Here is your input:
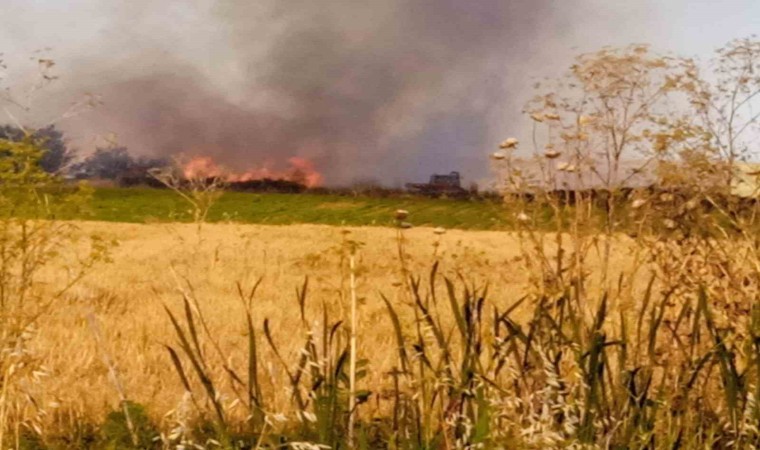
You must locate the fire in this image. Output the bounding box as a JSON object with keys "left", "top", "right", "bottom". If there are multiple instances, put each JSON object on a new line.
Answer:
{"left": 182, "top": 156, "right": 224, "bottom": 179}
{"left": 182, "top": 156, "right": 323, "bottom": 188}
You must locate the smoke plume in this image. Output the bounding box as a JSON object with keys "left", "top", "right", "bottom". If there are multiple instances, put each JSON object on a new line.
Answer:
{"left": 1, "top": 0, "right": 661, "bottom": 186}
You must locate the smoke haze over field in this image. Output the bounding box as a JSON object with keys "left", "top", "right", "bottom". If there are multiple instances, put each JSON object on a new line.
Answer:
{"left": 1, "top": 0, "right": 759, "bottom": 185}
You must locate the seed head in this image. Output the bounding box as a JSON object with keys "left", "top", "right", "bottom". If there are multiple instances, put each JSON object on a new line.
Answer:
{"left": 557, "top": 162, "right": 577, "bottom": 172}
{"left": 544, "top": 113, "right": 561, "bottom": 121}
{"left": 433, "top": 227, "right": 446, "bottom": 235}
{"left": 530, "top": 113, "right": 544, "bottom": 122}
{"left": 516, "top": 212, "right": 530, "bottom": 223}
{"left": 399, "top": 222, "right": 413, "bottom": 229}
{"left": 631, "top": 199, "right": 646, "bottom": 209}
{"left": 544, "top": 150, "right": 561, "bottom": 159}
{"left": 395, "top": 209, "right": 409, "bottom": 220}
{"left": 490, "top": 152, "right": 507, "bottom": 160}
{"left": 499, "top": 137, "right": 519, "bottom": 149}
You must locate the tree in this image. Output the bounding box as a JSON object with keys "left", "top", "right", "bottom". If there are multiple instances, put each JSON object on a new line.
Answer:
{"left": 73, "top": 146, "right": 169, "bottom": 181}
{"left": 74, "top": 146, "right": 133, "bottom": 179}
{"left": 34, "top": 125, "right": 73, "bottom": 173}
{"left": 0, "top": 124, "right": 75, "bottom": 173}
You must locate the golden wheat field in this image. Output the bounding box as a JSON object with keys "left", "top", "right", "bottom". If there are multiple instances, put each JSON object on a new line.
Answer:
{"left": 29, "top": 221, "right": 642, "bottom": 428}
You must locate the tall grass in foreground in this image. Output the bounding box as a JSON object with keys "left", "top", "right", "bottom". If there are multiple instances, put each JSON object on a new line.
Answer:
{"left": 154, "top": 251, "right": 760, "bottom": 449}
{"left": 142, "top": 164, "right": 760, "bottom": 448}
{"left": 0, "top": 135, "right": 111, "bottom": 449}
{"left": 4, "top": 156, "right": 760, "bottom": 448}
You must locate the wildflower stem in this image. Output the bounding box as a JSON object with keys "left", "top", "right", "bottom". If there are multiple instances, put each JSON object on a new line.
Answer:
{"left": 348, "top": 249, "right": 358, "bottom": 448}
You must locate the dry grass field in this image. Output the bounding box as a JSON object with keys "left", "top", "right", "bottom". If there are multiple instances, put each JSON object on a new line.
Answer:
{"left": 31, "top": 221, "right": 640, "bottom": 429}
{"left": 4, "top": 203, "right": 760, "bottom": 448}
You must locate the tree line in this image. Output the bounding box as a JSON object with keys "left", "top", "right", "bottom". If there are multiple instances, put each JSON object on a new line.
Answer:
{"left": 0, "top": 124, "right": 168, "bottom": 181}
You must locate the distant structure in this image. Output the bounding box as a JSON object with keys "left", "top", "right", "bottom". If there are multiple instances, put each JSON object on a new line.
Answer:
{"left": 405, "top": 171, "right": 468, "bottom": 197}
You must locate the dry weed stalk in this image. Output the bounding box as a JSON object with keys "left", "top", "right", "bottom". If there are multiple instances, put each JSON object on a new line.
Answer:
{"left": 346, "top": 235, "right": 359, "bottom": 448}
{"left": 149, "top": 161, "right": 224, "bottom": 232}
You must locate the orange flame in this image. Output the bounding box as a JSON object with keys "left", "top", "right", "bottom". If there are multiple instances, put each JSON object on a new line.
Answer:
{"left": 182, "top": 156, "right": 323, "bottom": 188}
{"left": 183, "top": 156, "right": 224, "bottom": 179}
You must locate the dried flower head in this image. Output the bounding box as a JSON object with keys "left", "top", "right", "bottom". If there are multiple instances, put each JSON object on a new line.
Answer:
{"left": 530, "top": 113, "right": 544, "bottom": 122}
{"left": 394, "top": 209, "right": 409, "bottom": 221}
{"left": 556, "top": 162, "right": 577, "bottom": 172}
{"left": 399, "top": 221, "right": 413, "bottom": 229}
{"left": 433, "top": 227, "right": 446, "bottom": 235}
{"left": 544, "top": 150, "right": 561, "bottom": 159}
{"left": 544, "top": 113, "right": 561, "bottom": 121}
{"left": 516, "top": 212, "right": 530, "bottom": 223}
{"left": 490, "top": 152, "right": 507, "bottom": 160}
{"left": 499, "top": 137, "right": 519, "bottom": 149}
{"left": 631, "top": 199, "right": 647, "bottom": 209}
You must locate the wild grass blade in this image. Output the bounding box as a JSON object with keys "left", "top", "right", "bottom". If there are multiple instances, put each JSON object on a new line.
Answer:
{"left": 381, "top": 294, "right": 409, "bottom": 373}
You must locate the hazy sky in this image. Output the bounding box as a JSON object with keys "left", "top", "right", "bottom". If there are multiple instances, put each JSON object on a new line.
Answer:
{"left": 1, "top": 0, "right": 759, "bottom": 185}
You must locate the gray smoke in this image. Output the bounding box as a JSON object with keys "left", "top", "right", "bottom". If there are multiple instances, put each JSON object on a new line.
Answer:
{"left": 2, "top": 0, "right": 661, "bottom": 186}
